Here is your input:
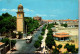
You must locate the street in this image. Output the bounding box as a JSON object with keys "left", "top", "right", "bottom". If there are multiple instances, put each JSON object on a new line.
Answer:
{"left": 17, "top": 26, "right": 43, "bottom": 53}
{"left": 7, "top": 25, "right": 44, "bottom": 53}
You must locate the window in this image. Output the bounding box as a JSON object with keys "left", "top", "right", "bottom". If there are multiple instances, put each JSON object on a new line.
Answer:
{"left": 20, "top": 9, "right": 22, "bottom": 11}
{"left": 19, "top": 9, "right": 20, "bottom": 11}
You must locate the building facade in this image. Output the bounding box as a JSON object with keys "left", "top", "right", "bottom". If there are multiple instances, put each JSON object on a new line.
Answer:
{"left": 53, "top": 32, "right": 70, "bottom": 41}
{"left": 33, "top": 16, "right": 42, "bottom": 21}
{"left": 58, "top": 19, "right": 79, "bottom": 27}
{"left": 33, "top": 16, "right": 43, "bottom": 25}
{"left": 16, "top": 4, "right": 24, "bottom": 33}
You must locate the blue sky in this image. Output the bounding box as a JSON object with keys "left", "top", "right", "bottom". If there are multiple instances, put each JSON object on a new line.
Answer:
{"left": 0, "top": 0, "right": 78, "bottom": 20}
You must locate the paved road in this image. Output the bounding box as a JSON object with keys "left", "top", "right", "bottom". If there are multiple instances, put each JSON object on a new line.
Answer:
{"left": 12, "top": 25, "right": 44, "bottom": 53}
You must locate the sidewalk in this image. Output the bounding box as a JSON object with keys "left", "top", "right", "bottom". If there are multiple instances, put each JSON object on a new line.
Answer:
{"left": 41, "top": 29, "right": 48, "bottom": 53}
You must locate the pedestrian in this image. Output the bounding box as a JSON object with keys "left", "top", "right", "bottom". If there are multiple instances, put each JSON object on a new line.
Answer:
{"left": 41, "top": 49, "right": 43, "bottom": 52}
{"left": 44, "top": 52, "right": 45, "bottom": 54}
{"left": 43, "top": 46, "right": 44, "bottom": 48}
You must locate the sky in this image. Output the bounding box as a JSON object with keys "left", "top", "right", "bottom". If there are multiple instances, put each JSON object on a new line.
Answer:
{"left": 0, "top": 0, "right": 78, "bottom": 20}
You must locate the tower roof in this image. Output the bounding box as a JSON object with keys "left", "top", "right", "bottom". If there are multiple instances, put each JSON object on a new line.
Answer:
{"left": 18, "top": 4, "right": 23, "bottom": 8}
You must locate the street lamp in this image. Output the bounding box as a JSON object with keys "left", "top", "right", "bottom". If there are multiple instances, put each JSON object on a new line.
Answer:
{"left": 10, "top": 39, "right": 11, "bottom": 53}
{"left": 16, "top": 32, "right": 18, "bottom": 34}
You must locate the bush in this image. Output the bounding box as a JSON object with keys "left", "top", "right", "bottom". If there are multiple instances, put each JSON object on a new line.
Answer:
{"left": 53, "top": 48, "right": 59, "bottom": 54}
{"left": 57, "top": 44, "right": 62, "bottom": 49}
{"left": 34, "top": 40, "right": 40, "bottom": 48}
{"left": 64, "top": 43, "right": 69, "bottom": 49}
{"left": 38, "top": 36, "right": 43, "bottom": 41}
{"left": 64, "top": 51, "right": 68, "bottom": 53}
{"left": 75, "top": 48, "right": 78, "bottom": 53}
{"left": 41, "top": 32, "right": 45, "bottom": 35}
{"left": 67, "top": 45, "right": 75, "bottom": 52}
{"left": 64, "top": 44, "right": 76, "bottom": 53}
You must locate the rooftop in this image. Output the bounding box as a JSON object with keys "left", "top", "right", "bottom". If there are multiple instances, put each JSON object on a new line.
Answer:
{"left": 62, "top": 19, "right": 78, "bottom": 22}
{"left": 53, "top": 35, "right": 70, "bottom": 38}
{"left": 0, "top": 42, "right": 4, "bottom": 46}
{"left": 56, "top": 32, "right": 69, "bottom": 35}
{"left": 53, "top": 32, "right": 70, "bottom": 38}
{"left": 48, "top": 20, "right": 53, "bottom": 22}
{"left": 18, "top": 4, "right": 23, "bottom": 8}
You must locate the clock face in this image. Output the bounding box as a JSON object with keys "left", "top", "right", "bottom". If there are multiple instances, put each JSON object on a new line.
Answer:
{"left": 19, "top": 14, "right": 21, "bottom": 17}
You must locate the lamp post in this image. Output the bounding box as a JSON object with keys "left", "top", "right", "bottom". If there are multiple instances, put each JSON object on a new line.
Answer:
{"left": 16, "top": 32, "right": 18, "bottom": 38}
{"left": 10, "top": 39, "right": 11, "bottom": 53}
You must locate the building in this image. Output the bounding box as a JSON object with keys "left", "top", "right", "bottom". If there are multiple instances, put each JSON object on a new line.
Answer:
{"left": 67, "top": 20, "right": 78, "bottom": 27}
{"left": 33, "top": 16, "right": 42, "bottom": 21}
{"left": 33, "top": 16, "right": 43, "bottom": 25}
{"left": 47, "top": 20, "right": 53, "bottom": 24}
{"left": 42, "top": 20, "right": 48, "bottom": 24}
{"left": 16, "top": 4, "right": 25, "bottom": 33}
{"left": 59, "top": 19, "right": 79, "bottom": 27}
{"left": 53, "top": 32, "right": 70, "bottom": 41}
{"left": 0, "top": 42, "right": 5, "bottom": 54}
{"left": 51, "top": 27, "right": 57, "bottom": 32}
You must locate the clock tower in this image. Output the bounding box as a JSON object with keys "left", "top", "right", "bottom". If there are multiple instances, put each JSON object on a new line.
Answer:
{"left": 17, "top": 4, "right": 24, "bottom": 33}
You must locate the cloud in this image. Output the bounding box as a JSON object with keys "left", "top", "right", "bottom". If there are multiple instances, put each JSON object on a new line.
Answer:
{"left": 1, "top": 8, "right": 33, "bottom": 12}
{"left": 31, "top": 10, "right": 34, "bottom": 12}
{"left": 49, "top": 15, "right": 57, "bottom": 17}
{"left": 1, "top": 9, "right": 8, "bottom": 11}
{"left": 24, "top": 8, "right": 34, "bottom": 12}
{"left": 10, "top": 9, "right": 17, "bottom": 12}
{"left": 35, "top": 14, "right": 57, "bottom": 17}
{"left": 25, "top": 14, "right": 30, "bottom": 16}
{"left": 1, "top": 8, "right": 17, "bottom": 12}
{"left": 36, "top": 14, "right": 47, "bottom": 16}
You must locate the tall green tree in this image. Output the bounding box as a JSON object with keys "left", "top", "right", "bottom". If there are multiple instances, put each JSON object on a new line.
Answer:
{"left": 34, "top": 40, "right": 40, "bottom": 48}
{"left": 2, "top": 13, "right": 12, "bottom": 17}
{"left": 61, "top": 23, "right": 67, "bottom": 27}
{"left": 0, "top": 13, "right": 16, "bottom": 36}
{"left": 64, "top": 44, "right": 77, "bottom": 53}
{"left": 1, "top": 38, "right": 10, "bottom": 45}
{"left": 25, "top": 17, "right": 39, "bottom": 35}
{"left": 46, "top": 35, "right": 56, "bottom": 49}
{"left": 57, "top": 44, "right": 62, "bottom": 49}
{"left": 11, "top": 40, "right": 16, "bottom": 47}
{"left": 46, "top": 23, "right": 56, "bottom": 49}
{"left": 18, "top": 32, "right": 23, "bottom": 39}
{"left": 1, "top": 38, "right": 16, "bottom": 46}
{"left": 38, "top": 36, "right": 43, "bottom": 41}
